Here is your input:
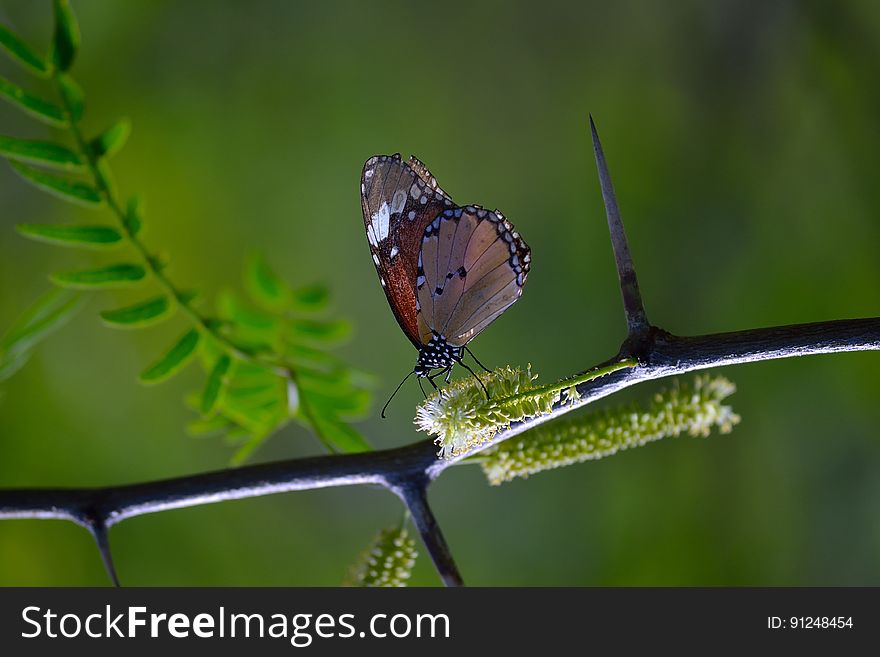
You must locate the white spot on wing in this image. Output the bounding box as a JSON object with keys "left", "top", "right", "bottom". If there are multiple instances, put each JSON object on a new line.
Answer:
{"left": 390, "top": 190, "right": 406, "bottom": 215}
{"left": 372, "top": 253, "right": 380, "bottom": 267}
{"left": 390, "top": 246, "right": 399, "bottom": 259}
{"left": 369, "top": 201, "right": 390, "bottom": 245}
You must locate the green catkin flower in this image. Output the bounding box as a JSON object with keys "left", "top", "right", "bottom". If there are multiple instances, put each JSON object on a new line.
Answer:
{"left": 415, "top": 362, "right": 635, "bottom": 460}
{"left": 479, "top": 375, "right": 740, "bottom": 485}
{"left": 346, "top": 527, "right": 418, "bottom": 587}
{"left": 415, "top": 366, "right": 557, "bottom": 459}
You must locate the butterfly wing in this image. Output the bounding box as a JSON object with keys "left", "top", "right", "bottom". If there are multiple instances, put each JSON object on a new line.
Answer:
{"left": 361, "top": 154, "right": 454, "bottom": 348}
{"left": 416, "top": 205, "right": 530, "bottom": 347}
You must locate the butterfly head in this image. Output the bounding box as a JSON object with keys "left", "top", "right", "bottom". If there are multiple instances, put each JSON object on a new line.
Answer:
{"left": 414, "top": 334, "right": 462, "bottom": 377}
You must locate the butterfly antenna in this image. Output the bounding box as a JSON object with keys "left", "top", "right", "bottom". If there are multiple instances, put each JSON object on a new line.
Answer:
{"left": 459, "top": 360, "right": 489, "bottom": 400}
{"left": 464, "top": 346, "right": 491, "bottom": 373}
{"left": 381, "top": 370, "right": 416, "bottom": 419}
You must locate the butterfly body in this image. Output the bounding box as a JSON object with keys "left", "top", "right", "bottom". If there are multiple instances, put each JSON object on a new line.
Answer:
{"left": 414, "top": 334, "right": 463, "bottom": 378}
{"left": 361, "top": 154, "right": 530, "bottom": 385}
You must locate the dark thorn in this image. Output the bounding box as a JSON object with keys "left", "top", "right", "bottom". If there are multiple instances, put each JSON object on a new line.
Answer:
{"left": 89, "top": 521, "right": 121, "bottom": 587}
{"left": 589, "top": 115, "right": 650, "bottom": 338}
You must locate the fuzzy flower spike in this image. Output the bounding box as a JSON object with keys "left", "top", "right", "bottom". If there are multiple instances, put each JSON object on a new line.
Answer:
{"left": 415, "top": 361, "right": 636, "bottom": 459}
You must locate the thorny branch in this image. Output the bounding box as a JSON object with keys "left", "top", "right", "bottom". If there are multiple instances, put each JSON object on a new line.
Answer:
{"left": 1, "top": 122, "right": 878, "bottom": 587}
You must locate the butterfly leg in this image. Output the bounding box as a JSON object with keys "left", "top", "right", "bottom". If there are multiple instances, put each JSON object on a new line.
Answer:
{"left": 426, "top": 374, "right": 440, "bottom": 391}
{"left": 444, "top": 367, "right": 453, "bottom": 384}
{"left": 464, "top": 346, "right": 491, "bottom": 373}
{"left": 458, "top": 359, "right": 489, "bottom": 400}
{"left": 417, "top": 377, "right": 429, "bottom": 400}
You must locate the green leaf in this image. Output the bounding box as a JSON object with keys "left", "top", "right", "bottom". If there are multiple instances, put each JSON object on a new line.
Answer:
{"left": 285, "top": 342, "right": 345, "bottom": 373}
{"left": 56, "top": 73, "right": 83, "bottom": 120}
{"left": 223, "top": 381, "right": 279, "bottom": 402}
{"left": 124, "top": 196, "right": 143, "bottom": 236}
{"left": 201, "top": 354, "right": 232, "bottom": 415}
{"left": 0, "top": 135, "right": 82, "bottom": 169}
{"left": 90, "top": 118, "right": 130, "bottom": 158}
{"left": 230, "top": 429, "right": 272, "bottom": 466}
{"left": 51, "top": 0, "right": 79, "bottom": 72}
{"left": 8, "top": 160, "right": 101, "bottom": 206}
{"left": 0, "top": 287, "right": 84, "bottom": 359}
{"left": 218, "top": 291, "right": 277, "bottom": 331}
{"left": 307, "top": 407, "right": 371, "bottom": 453}
{"left": 307, "top": 386, "right": 372, "bottom": 419}
{"left": 177, "top": 289, "right": 199, "bottom": 305}
{"left": 16, "top": 223, "right": 122, "bottom": 249}
{"left": 139, "top": 328, "right": 201, "bottom": 384}
{"left": 50, "top": 263, "right": 146, "bottom": 289}
{"left": 0, "top": 24, "right": 49, "bottom": 76}
{"left": 290, "top": 284, "right": 329, "bottom": 311}
{"left": 187, "top": 414, "right": 233, "bottom": 437}
{"left": 288, "top": 318, "right": 351, "bottom": 345}
{"left": 0, "top": 77, "right": 66, "bottom": 126}
{"left": 100, "top": 295, "right": 172, "bottom": 328}
{"left": 245, "top": 251, "right": 290, "bottom": 311}
{"left": 0, "top": 350, "right": 31, "bottom": 383}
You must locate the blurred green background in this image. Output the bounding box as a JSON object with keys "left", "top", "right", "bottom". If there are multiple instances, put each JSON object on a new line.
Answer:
{"left": 1, "top": 0, "right": 879, "bottom": 586}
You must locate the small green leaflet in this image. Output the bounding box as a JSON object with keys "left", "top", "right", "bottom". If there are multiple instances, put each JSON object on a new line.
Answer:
{"left": 51, "top": 0, "right": 79, "bottom": 72}
{"left": 0, "top": 77, "right": 66, "bottom": 127}
{"left": 290, "top": 284, "right": 329, "bottom": 312}
{"left": 0, "top": 288, "right": 85, "bottom": 382}
{"left": 124, "top": 196, "right": 144, "bottom": 236}
{"left": 0, "top": 135, "right": 82, "bottom": 169}
{"left": 187, "top": 414, "right": 233, "bottom": 437}
{"left": 50, "top": 263, "right": 146, "bottom": 289}
{"left": 100, "top": 295, "right": 172, "bottom": 328}
{"left": 288, "top": 318, "right": 351, "bottom": 345}
{"left": 0, "top": 350, "right": 31, "bottom": 383}
{"left": 139, "top": 329, "right": 201, "bottom": 384}
{"left": 0, "top": 24, "right": 48, "bottom": 76}
{"left": 57, "top": 73, "right": 84, "bottom": 121}
{"left": 218, "top": 290, "right": 276, "bottom": 331}
{"left": 201, "top": 355, "right": 232, "bottom": 414}
{"left": 90, "top": 118, "right": 130, "bottom": 158}
{"left": 17, "top": 224, "right": 122, "bottom": 249}
{"left": 230, "top": 428, "right": 273, "bottom": 466}
{"left": 307, "top": 405, "right": 371, "bottom": 453}
{"left": 245, "top": 251, "right": 291, "bottom": 311}
{"left": 8, "top": 160, "right": 101, "bottom": 206}
{"left": 0, "top": 287, "right": 85, "bottom": 359}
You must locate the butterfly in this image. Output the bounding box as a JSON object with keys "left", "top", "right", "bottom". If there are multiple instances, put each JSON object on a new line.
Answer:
{"left": 360, "top": 154, "right": 531, "bottom": 413}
